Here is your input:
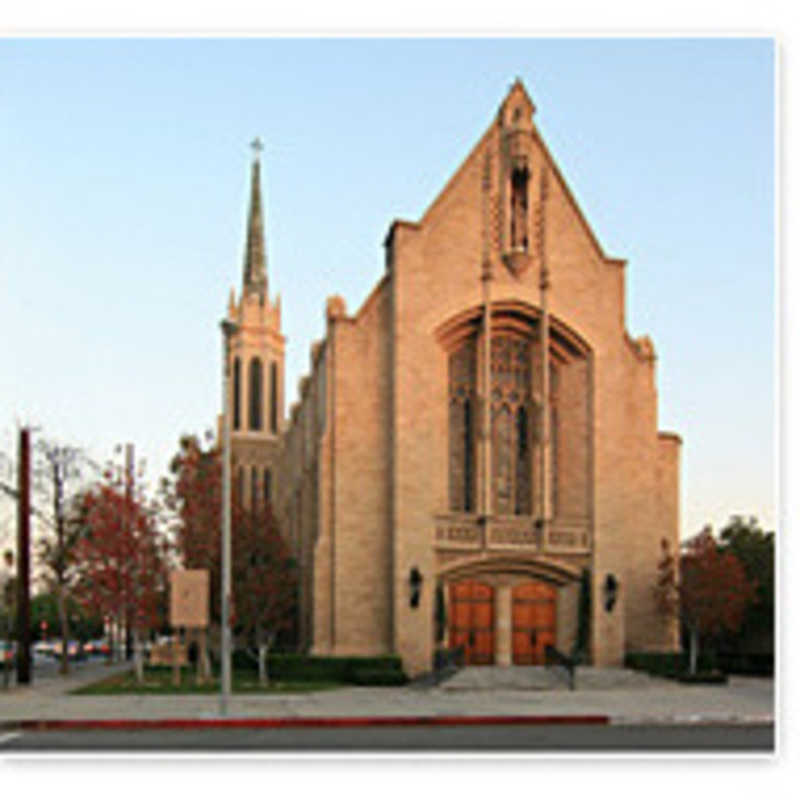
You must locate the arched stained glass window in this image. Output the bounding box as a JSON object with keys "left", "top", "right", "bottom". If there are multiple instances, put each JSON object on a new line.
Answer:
{"left": 233, "top": 358, "right": 241, "bottom": 430}
{"left": 249, "top": 357, "right": 262, "bottom": 430}
{"left": 515, "top": 406, "right": 531, "bottom": 515}
{"left": 490, "top": 335, "right": 532, "bottom": 515}
{"left": 448, "top": 338, "right": 476, "bottom": 512}
{"left": 447, "top": 328, "right": 556, "bottom": 519}
{"left": 270, "top": 362, "right": 278, "bottom": 433}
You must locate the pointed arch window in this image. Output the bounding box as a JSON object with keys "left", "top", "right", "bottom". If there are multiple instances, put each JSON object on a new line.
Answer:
{"left": 491, "top": 335, "right": 532, "bottom": 515}
{"left": 270, "top": 361, "right": 278, "bottom": 433}
{"left": 233, "top": 358, "right": 241, "bottom": 430}
{"left": 249, "top": 357, "right": 263, "bottom": 430}
{"left": 510, "top": 167, "right": 529, "bottom": 252}
{"left": 448, "top": 337, "right": 477, "bottom": 512}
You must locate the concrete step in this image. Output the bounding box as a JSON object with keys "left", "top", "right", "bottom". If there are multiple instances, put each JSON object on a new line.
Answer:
{"left": 439, "top": 666, "right": 674, "bottom": 691}
{"left": 440, "top": 666, "right": 565, "bottom": 691}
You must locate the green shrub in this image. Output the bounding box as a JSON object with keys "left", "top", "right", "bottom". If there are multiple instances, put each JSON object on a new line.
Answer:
{"left": 717, "top": 652, "right": 773, "bottom": 676}
{"left": 230, "top": 651, "right": 405, "bottom": 684}
{"left": 351, "top": 668, "right": 407, "bottom": 686}
{"left": 625, "top": 651, "right": 720, "bottom": 680}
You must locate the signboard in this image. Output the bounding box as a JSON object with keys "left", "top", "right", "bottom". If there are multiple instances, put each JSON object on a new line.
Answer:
{"left": 169, "top": 569, "right": 209, "bottom": 628}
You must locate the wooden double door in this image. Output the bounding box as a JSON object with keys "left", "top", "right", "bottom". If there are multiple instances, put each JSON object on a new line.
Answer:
{"left": 512, "top": 581, "right": 556, "bottom": 665}
{"left": 448, "top": 580, "right": 495, "bottom": 665}
{"left": 448, "top": 578, "right": 557, "bottom": 666}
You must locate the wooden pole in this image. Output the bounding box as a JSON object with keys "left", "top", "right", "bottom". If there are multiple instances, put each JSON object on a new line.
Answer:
{"left": 16, "top": 428, "right": 31, "bottom": 685}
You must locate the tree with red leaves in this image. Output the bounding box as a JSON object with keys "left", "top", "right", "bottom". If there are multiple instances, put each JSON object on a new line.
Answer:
{"left": 72, "top": 467, "right": 169, "bottom": 682}
{"left": 163, "top": 435, "right": 296, "bottom": 685}
{"left": 656, "top": 527, "right": 758, "bottom": 674}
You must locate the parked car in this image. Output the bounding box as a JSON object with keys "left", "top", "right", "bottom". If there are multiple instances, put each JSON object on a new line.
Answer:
{"left": 33, "top": 641, "right": 57, "bottom": 658}
{"left": 85, "top": 639, "right": 110, "bottom": 656}
{"left": 50, "top": 640, "right": 82, "bottom": 659}
{"left": 0, "top": 640, "right": 15, "bottom": 664}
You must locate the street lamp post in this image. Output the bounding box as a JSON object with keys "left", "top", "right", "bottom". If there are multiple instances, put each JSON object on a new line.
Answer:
{"left": 219, "top": 318, "right": 238, "bottom": 716}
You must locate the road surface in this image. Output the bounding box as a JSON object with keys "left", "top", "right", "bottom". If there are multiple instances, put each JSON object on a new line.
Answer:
{"left": 0, "top": 723, "right": 774, "bottom": 752}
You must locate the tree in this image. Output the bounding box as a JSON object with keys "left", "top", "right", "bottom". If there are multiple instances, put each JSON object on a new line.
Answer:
{"left": 676, "top": 527, "right": 758, "bottom": 674}
{"left": 0, "top": 435, "right": 96, "bottom": 674}
{"left": 718, "top": 516, "right": 774, "bottom": 655}
{"left": 33, "top": 440, "right": 89, "bottom": 675}
{"left": 72, "top": 468, "right": 169, "bottom": 682}
{"left": 164, "top": 435, "right": 297, "bottom": 685}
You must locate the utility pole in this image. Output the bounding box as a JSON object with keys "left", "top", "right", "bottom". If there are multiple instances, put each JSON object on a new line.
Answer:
{"left": 220, "top": 319, "right": 238, "bottom": 716}
{"left": 16, "top": 427, "right": 31, "bottom": 685}
{"left": 124, "top": 444, "right": 134, "bottom": 662}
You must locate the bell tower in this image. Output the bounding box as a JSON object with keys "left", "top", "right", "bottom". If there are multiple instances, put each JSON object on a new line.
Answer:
{"left": 222, "top": 138, "right": 286, "bottom": 511}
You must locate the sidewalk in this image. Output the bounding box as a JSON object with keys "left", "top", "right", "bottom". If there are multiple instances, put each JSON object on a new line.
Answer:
{"left": 0, "top": 662, "right": 774, "bottom": 728}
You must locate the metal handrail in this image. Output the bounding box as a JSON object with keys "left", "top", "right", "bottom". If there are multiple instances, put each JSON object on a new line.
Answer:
{"left": 544, "top": 644, "right": 575, "bottom": 690}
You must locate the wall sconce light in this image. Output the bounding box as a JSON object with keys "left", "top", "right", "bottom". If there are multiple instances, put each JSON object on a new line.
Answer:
{"left": 603, "top": 573, "right": 619, "bottom": 612}
{"left": 409, "top": 567, "right": 423, "bottom": 609}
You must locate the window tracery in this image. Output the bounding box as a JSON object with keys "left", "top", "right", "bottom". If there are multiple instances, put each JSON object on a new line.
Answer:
{"left": 491, "top": 335, "right": 532, "bottom": 515}
{"left": 446, "top": 325, "right": 560, "bottom": 519}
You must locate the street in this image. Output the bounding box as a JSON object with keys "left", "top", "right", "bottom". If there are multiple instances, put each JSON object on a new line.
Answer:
{"left": 0, "top": 723, "right": 774, "bottom": 752}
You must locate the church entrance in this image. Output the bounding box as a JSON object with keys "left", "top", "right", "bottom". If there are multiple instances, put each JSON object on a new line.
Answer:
{"left": 512, "top": 581, "right": 556, "bottom": 665}
{"left": 448, "top": 580, "right": 495, "bottom": 665}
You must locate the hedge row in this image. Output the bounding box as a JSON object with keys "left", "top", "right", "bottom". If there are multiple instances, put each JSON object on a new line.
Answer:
{"left": 231, "top": 651, "right": 407, "bottom": 685}
{"left": 624, "top": 651, "right": 726, "bottom": 683}
{"left": 626, "top": 650, "right": 773, "bottom": 679}
{"left": 716, "top": 652, "right": 774, "bottom": 676}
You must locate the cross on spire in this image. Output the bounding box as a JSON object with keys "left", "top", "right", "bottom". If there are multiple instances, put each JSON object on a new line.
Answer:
{"left": 250, "top": 137, "right": 264, "bottom": 160}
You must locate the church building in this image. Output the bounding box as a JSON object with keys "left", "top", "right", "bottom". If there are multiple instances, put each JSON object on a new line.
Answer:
{"left": 223, "top": 80, "right": 681, "bottom": 678}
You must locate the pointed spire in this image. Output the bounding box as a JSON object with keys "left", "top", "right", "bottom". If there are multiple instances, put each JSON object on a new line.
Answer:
{"left": 243, "top": 137, "right": 268, "bottom": 298}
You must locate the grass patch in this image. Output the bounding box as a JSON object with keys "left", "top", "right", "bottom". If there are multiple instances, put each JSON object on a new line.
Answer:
{"left": 71, "top": 666, "right": 343, "bottom": 695}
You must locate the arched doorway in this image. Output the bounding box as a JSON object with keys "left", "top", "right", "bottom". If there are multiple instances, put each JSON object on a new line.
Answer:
{"left": 448, "top": 580, "right": 494, "bottom": 665}
{"left": 512, "top": 581, "right": 556, "bottom": 665}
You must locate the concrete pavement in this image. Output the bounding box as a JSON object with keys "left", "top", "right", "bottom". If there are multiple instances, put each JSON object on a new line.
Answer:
{"left": 0, "top": 661, "right": 774, "bottom": 728}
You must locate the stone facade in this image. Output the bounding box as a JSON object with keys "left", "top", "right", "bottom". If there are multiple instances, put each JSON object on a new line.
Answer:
{"left": 226, "top": 81, "right": 681, "bottom": 677}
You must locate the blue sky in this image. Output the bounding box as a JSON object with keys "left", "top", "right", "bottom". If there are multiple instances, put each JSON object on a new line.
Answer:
{"left": 0, "top": 37, "right": 774, "bottom": 542}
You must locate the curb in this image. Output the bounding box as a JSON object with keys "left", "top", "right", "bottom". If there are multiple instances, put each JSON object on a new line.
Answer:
{"left": 7, "top": 714, "right": 610, "bottom": 731}
{"left": 610, "top": 714, "right": 774, "bottom": 727}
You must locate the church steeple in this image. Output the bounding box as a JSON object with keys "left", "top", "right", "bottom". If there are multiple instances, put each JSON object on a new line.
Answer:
{"left": 243, "top": 137, "right": 268, "bottom": 298}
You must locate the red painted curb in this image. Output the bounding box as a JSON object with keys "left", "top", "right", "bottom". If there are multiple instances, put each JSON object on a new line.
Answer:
{"left": 17, "top": 715, "right": 609, "bottom": 731}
